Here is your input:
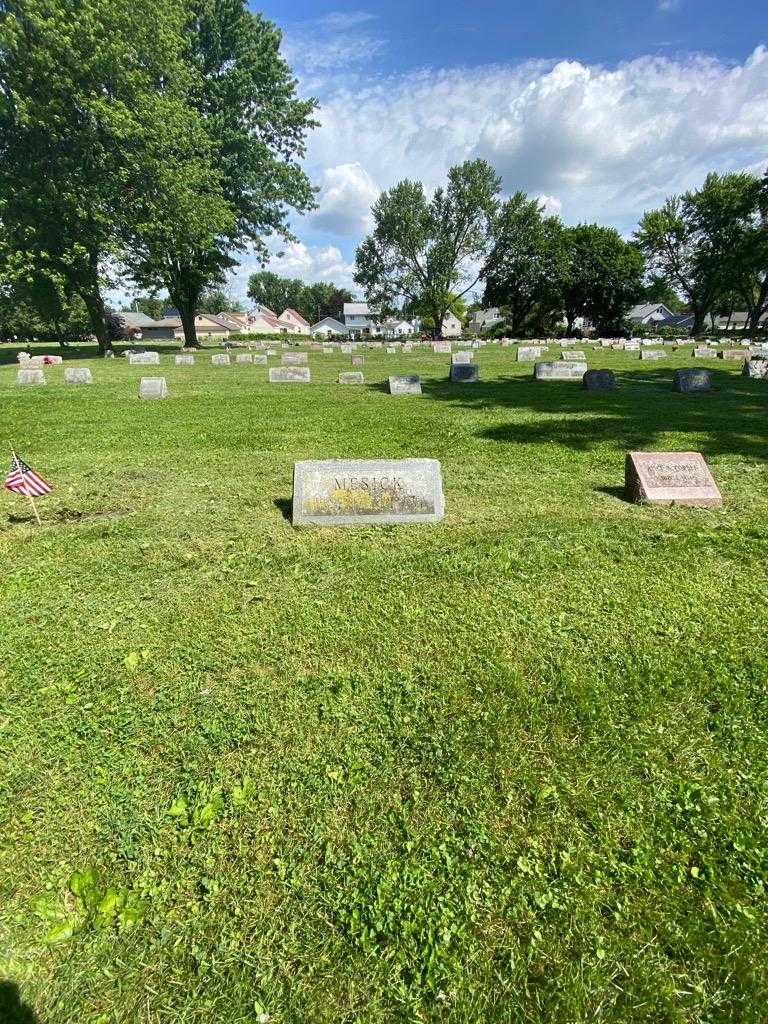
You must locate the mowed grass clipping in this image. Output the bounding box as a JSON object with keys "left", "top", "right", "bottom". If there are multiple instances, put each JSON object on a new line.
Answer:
{"left": 1, "top": 341, "right": 767, "bottom": 1024}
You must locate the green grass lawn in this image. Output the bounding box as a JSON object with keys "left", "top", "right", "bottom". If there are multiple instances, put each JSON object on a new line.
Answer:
{"left": 1, "top": 341, "right": 767, "bottom": 1023}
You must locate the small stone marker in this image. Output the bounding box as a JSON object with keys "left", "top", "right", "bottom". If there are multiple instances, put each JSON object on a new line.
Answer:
{"left": 386, "top": 346, "right": 396, "bottom": 354}
{"left": 433, "top": 341, "right": 451, "bottom": 354}
{"left": 450, "top": 363, "right": 479, "bottom": 383}
{"left": 16, "top": 368, "right": 45, "bottom": 386}
{"left": 64, "top": 367, "right": 93, "bottom": 384}
{"left": 623, "top": 341, "right": 641, "bottom": 351}
{"left": 534, "top": 361, "right": 587, "bottom": 380}
{"left": 253, "top": 354, "right": 267, "bottom": 365}
{"left": 452, "top": 351, "right": 472, "bottom": 365}
{"left": 175, "top": 354, "right": 195, "bottom": 366}
{"left": 129, "top": 352, "right": 160, "bottom": 365}
{"left": 211, "top": 353, "right": 230, "bottom": 365}
{"left": 583, "top": 368, "right": 617, "bottom": 391}
{"left": 338, "top": 371, "right": 364, "bottom": 385}
{"left": 235, "top": 353, "right": 253, "bottom": 364}
{"left": 693, "top": 347, "right": 716, "bottom": 358}
{"left": 403, "top": 343, "right": 413, "bottom": 353}
{"left": 269, "top": 367, "right": 310, "bottom": 383}
{"left": 389, "top": 374, "right": 422, "bottom": 395}
{"left": 673, "top": 368, "right": 711, "bottom": 393}
{"left": 292, "top": 458, "right": 445, "bottom": 526}
{"left": 139, "top": 377, "right": 168, "bottom": 400}
{"left": 743, "top": 357, "right": 768, "bottom": 379}
{"left": 720, "top": 349, "right": 744, "bottom": 360}
{"left": 517, "top": 346, "right": 546, "bottom": 361}
{"left": 351, "top": 355, "right": 364, "bottom": 366}
{"left": 561, "top": 350, "right": 586, "bottom": 360}
{"left": 282, "top": 352, "right": 308, "bottom": 366}
{"left": 625, "top": 452, "right": 722, "bottom": 507}
{"left": 640, "top": 349, "right": 666, "bottom": 360}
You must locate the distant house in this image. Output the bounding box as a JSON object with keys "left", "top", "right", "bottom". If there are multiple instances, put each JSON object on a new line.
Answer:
{"left": 215, "top": 311, "right": 250, "bottom": 332}
{"left": 441, "top": 311, "right": 463, "bottom": 338}
{"left": 380, "top": 318, "right": 414, "bottom": 339}
{"left": 343, "top": 302, "right": 379, "bottom": 336}
{"left": 466, "top": 308, "right": 504, "bottom": 334}
{"left": 710, "top": 312, "right": 753, "bottom": 331}
{"left": 110, "top": 311, "right": 175, "bottom": 340}
{"left": 659, "top": 313, "right": 695, "bottom": 332}
{"left": 155, "top": 314, "right": 232, "bottom": 339}
{"left": 279, "top": 308, "right": 311, "bottom": 336}
{"left": 311, "top": 316, "right": 349, "bottom": 337}
{"left": 627, "top": 303, "right": 674, "bottom": 325}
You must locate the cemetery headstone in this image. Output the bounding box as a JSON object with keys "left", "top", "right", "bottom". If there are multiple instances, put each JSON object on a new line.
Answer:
{"left": 518, "top": 346, "right": 546, "bottom": 361}
{"left": 16, "top": 368, "right": 45, "bottom": 386}
{"left": 139, "top": 377, "right": 168, "bottom": 400}
{"left": 175, "top": 354, "right": 195, "bottom": 365}
{"left": 292, "top": 458, "right": 444, "bottom": 526}
{"left": 211, "top": 353, "right": 230, "bottom": 365}
{"left": 583, "top": 369, "right": 617, "bottom": 391}
{"left": 452, "top": 351, "right": 473, "bottom": 365}
{"left": 640, "top": 349, "right": 667, "bottom": 360}
{"left": 743, "top": 357, "right": 768, "bottom": 379}
{"left": 720, "top": 349, "right": 744, "bottom": 360}
{"left": 253, "top": 354, "right": 267, "bottom": 365}
{"left": 625, "top": 451, "right": 722, "bottom": 507}
{"left": 129, "top": 352, "right": 160, "bottom": 365}
{"left": 351, "top": 355, "right": 364, "bottom": 366}
{"left": 235, "top": 353, "right": 253, "bottom": 364}
{"left": 561, "top": 350, "right": 586, "bottom": 360}
{"left": 269, "top": 367, "right": 311, "bottom": 383}
{"left": 64, "top": 367, "right": 93, "bottom": 384}
{"left": 389, "top": 374, "right": 422, "bottom": 395}
{"left": 450, "top": 363, "right": 479, "bottom": 383}
{"left": 693, "top": 347, "right": 716, "bottom": 358}
{"left": 338, "top": 371, "right": 364, "bottom": 385}
{"left": 433, "top": 341, "right": 451, "bottom": 354}
{"left": 534, "top": 361, "right": 587, "bottom": 380}
{"left": 282, "top": 352, "right": 308, "bottom": 366}
{"left": 673, "top": 368, "right": 711, "bottom": 393}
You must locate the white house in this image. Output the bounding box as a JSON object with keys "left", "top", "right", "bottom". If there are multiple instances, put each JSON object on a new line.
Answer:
{"left": 380, "top": 318, "right": 415, "bottom": 339}
{"left": 441, "top": 311, "right": 463, "bottom": 338}
{"left": 279, "top": 308, "right": 311, "bottom": 335}
{"left": 343, "top": 302, "right": 379, "bottom": 336}
{"left": 311, "top": 316, "right": 349, "bottom": 337}
{"left": 154, "top": 314, "right": 232, "bottom": 339}
{"left": 627, "top": 303, "right": 674, "bottom": 324}
{"left": 466, "top": 307, "right": 504, "bottom": 334}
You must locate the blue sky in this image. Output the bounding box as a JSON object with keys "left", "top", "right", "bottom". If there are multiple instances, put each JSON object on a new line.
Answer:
{"left": 225, "top": 1, "right": 768, "bottom": 301}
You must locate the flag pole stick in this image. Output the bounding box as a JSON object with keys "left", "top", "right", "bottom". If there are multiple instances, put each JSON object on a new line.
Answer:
{"left": 10, "top": 446, "right": 42, "bottom": 526}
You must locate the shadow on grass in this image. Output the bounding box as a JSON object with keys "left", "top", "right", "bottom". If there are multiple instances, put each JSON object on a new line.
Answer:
{"left": 0, "top": 982, "right": 38, "bottom": 1024}
{"left": 595, "top": 485, "right": 632, "bottom": 503}
{"left": 419, "top": 367, "right": 768, "bottom": 462}
{"left": 274, "top": 497, "right": 293, "bottom": 523}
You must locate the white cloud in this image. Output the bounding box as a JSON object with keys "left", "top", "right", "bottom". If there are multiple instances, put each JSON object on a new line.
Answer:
{"left": 657, "top": 0, "right": 681, "bottom": 11}
{"left": 305, "top": 47, "right": 768, "bottom": 234}
{"left": 312, "top": 162, "right": 379, "bottom": 236}
{"left": 227, "top": 240, "right": 358, "bottom": 301}
{"left": 282, "top": 10, "right": 385, "bottom": 74}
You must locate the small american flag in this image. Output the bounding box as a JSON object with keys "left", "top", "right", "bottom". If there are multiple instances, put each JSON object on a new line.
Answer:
{"left": 4, "top": 454, "right": 53, "bottom": 497}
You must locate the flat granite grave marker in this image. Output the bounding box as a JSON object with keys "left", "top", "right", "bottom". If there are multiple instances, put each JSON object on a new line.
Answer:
{"left": 561, "top": 350, "right": 586, "bottom": 361}
{"left": 175, "top": 354, "right": 195, "bottom": 366}
{"left": 534, "top": 361, "right": 587, "bottom": 380}
{"left": 625, "top": 451, "right": 722, "bottom": 507}
{"left": 64, "top": 367, "right": 93, "bottom": 384}
{"left": 338, "top": 371, "right": 364, "bottom": 384}
{"left": 235, "top": 353, "right": 253, "bottom": 364}
{"left": 693, "top": 347, "right": 716, "bottom": 359}
{"left": 252, "top": 354, "right": 267, "bottom": 365}
{"left": 17, "top": 368, "right": 46, "bottom": 386}
{"left": 139, "top": 377, "right": 168, "bottom": 400}
{"left": 674, "top": 368, "right": 711, "bottom": 393}
{"left": 351, "top": 355, "right": 364, "bottom": 366}
{"left": 433, "top": 342, "right": 451, "bottom": 354}
{"left": 211, "top": 354, "right": 231, "bottom": 365}
{"left": 720, "top": 349, "right": 744, "bottom": 361}
{"left": 518, "top": 346, "right": 546, "bottom": 361}
{"left": 386, "top": 346, "right": 397, "bottom": 354}
{"left": 282, "top": 352, "right": 308, "bottom": 366}
{"left": 452, "top": 351, "right": 473, "bottom": 365}
{"left": 389, "top": 374, "right": 422, "bottom": 395}
{"left": 292, "top": 458, "right": 444, "bottom": 526}
{"left": 269, "top": 367, "right": 311, "bottom": 383}
{"left": 129, "top": 352, "right": 160, "bottom": 365}
{"left": 450, "top": 363, "right": 479, "bottom": 383}
{"left": 583, "top": 369, "right": 616, "bottom": 391}
{"left": 640, "top": 349, "right": 667, "bottom": 360}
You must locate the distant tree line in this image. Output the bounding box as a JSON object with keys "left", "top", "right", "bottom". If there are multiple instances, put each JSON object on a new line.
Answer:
{"left": 0, "top": 0, "right": 316, "bottom": 352}
{"left": 246, "top": 271, "right": 353, "bottom": 325}
{"left": 355, "top": 162, "right": 768, "bottom": 337}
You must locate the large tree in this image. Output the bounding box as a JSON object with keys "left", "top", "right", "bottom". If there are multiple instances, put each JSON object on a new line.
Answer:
{"left": 355, "top": 160, "right": 502, "bottom": 338}
{"left": 482, "top": 191, "right": 564, "bottom": 334}
{"left": 247, "top": 271, "right": 352, "bottom": 322}
{"left": 126, "top": 1, "right": 317, "bottom": 347}
{"left": 0, "top": 0, "right": 194, "bottom": 353}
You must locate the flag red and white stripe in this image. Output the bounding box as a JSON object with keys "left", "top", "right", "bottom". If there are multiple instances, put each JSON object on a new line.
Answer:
{"left": 4, "top": 455, "right": 52, "bottom": 497}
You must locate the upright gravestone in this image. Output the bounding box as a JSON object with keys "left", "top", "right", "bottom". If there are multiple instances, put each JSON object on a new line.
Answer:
{"left": 282, "top": 352, "right": 308, "bottom": 366}
{"left": 175, "top": 354, "right": 195, "bottom": 366}
{"left": 743, "top": 357, "right": 768, "bottom": 379}
{"left": 64, "top": 367, "right": 93, "bottom": 384}
{"left": 433, "top": 341, "right": 451, "bottom": 354}
{"left": 292, "top": 458, "right": 445, "bottom": 526}
{"left": 338, "top": 371, "right": 364, "bottom": 385}
{"left": 389, "top": 374, "right": 422, "bottom": 395}
{"left": 211, "top": 354, "right": 230, "bottom": 365}
{"left": 386, "top": 347, "right": 397, "bottom": 355}
{"left": 16, "top": 368, "right": 46, "bottom": 386}
{"left": 450, "top": 363, "right": 479, "bottom": 383}
{"left": 253, "top": 354, "right": 268, "bottom": 365}
{"left": 673, "top": 368, "right": 711, "bottom": 393}
{"left": 269, "top": 367, "right": 311, "bottom": 383}
{"left": 129, "top": 352, "right": 160, "bottom": 365}
{"left": 139, "top": 377, "right": 168, "bottom": 400}
{"left": 235, "top": 353, "right": 253, "bottom": 364}
{"left": 640, "top": 349, "right": 667, "bottom": 360}
{"left": 624, "top": 452, "right": 722, "bottom": 507}
{"left": 518, "top": 346, "right": 546, "bottom": 361}
{"left": 351, "top": 355, "right": 364, "bottom": 367}
{"left": 452, "top": 351, "right": 472, "bottom": 365}
{"left": 534, "top": 361, "right": 587, "bottom": 380}
{"left": 583, "top": 369, "right": 616, "bottom": 391}
{"left": 720, "top": 349, "right": 744, "bottom": 361}
{"left": 693, "top": 347, "right": 716, "bottom": 359}
{"left": 561, "top": 350, "right": 586, "bottom": 361}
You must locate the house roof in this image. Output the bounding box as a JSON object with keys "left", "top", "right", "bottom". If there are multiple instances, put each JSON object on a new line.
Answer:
{"left": 312, "top": 317, "right": 348, "bottom": 331}
{"left": 343, "top": 302, "right": 371, "bottom": 316}
{"left": 281, "top": 308, "right": 310, "bottom": 327}
{"left": 114, "top": 311, "right": 161, "bottom": 328}
{"left": 197, "top": 314, "right": 233, "bottom": 330}
{"left": 216, "top": 311, "right": 249, "bottom": 329}
{"left": 252, "top": 310, "right": 289, "bottom": 330}
{"left": 660, "top": 314, "right": 694, "bottom": 327}
{"left": 252, "top": 303, "right": 277, "bottom": 319}
{"left": 628, "top": 303, "right": 672, "bottom": 320}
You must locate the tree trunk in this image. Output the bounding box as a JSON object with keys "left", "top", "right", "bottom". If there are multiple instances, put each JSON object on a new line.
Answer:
{"left": 177, "top": 302, "right": 198, "bottom": 348}
{"left": 80, "top": 287, "right": 111, "bottom": 355}
{"left": 747, "top": 280, "right": 768, "bottom": 332}
{"left": 565, "top": 312, "right": 576, "bottom": 336}
{"left": 691, "top": 307, "right": 707, "bottom": 337}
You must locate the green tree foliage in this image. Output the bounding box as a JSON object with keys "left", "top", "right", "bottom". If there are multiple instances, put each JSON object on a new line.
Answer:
{"left": 555, "top": 224, "right": 645, "bottom": 335}
{"left": 482, "top": 191, "right": 564, "bottom": 334}
{"left": 247, "top": 271, "right": 352, "bottom": 323}
{"left": 355, "top": 160, "right": 502, "bottom": 338}
{"left": 198, "top": 287, "right": 245, "bottom": 314}
{"left": 638, "top": 273, "right": 684, "bottom": 313}
{"left": 0, "top": 0, "right": 194, "bottom": 353}
{"left": 404, "top": 292, "right": 467, "bottom": 332}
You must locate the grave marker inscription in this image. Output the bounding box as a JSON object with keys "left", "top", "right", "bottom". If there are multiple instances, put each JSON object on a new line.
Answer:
{"left": 624, "top": 452, "right": 722, "bottom": 507}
